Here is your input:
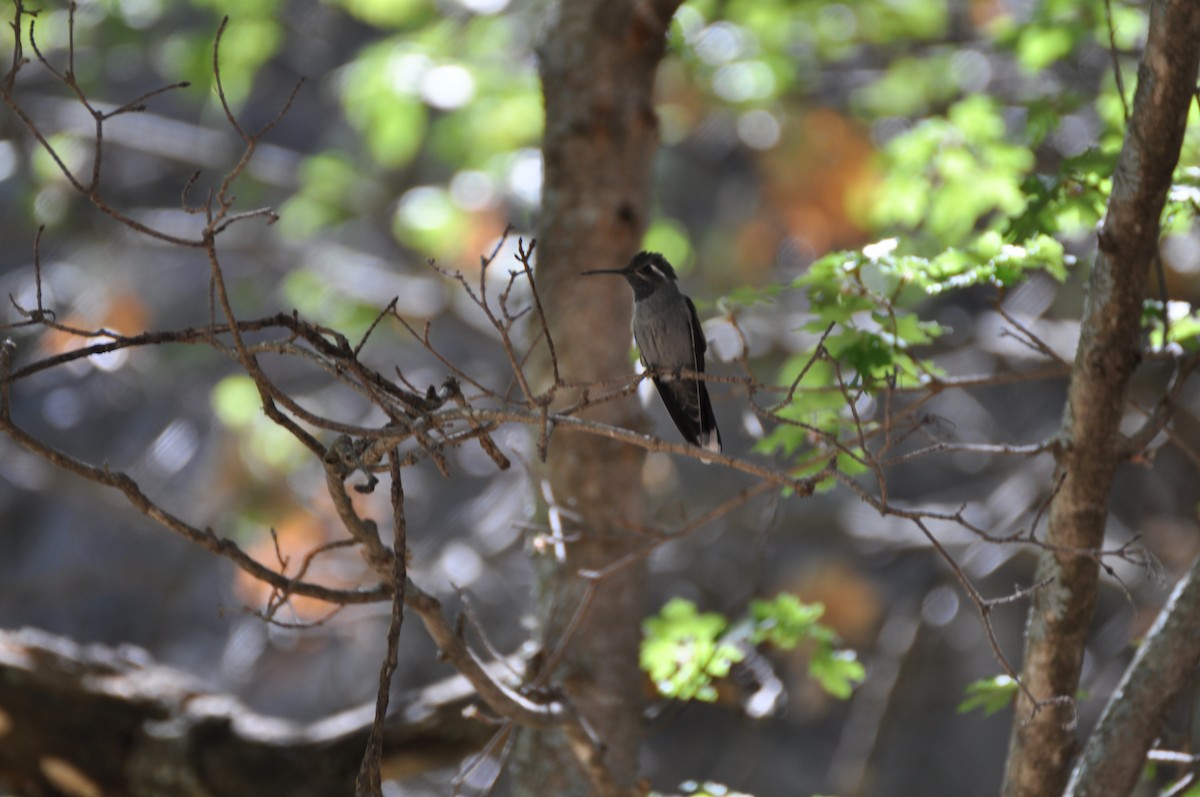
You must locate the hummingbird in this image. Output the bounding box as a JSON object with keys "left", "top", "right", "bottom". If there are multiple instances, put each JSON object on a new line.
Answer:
{"left": 582, "top": 251, "right": 722, "bottom": 454}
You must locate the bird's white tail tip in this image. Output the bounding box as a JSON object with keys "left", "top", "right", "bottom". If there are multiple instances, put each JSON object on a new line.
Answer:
{"left": 699, "top": 433, "right": 722, "bottom": 463}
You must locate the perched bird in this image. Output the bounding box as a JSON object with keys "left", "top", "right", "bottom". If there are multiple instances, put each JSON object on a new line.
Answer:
{"left": 582, "top": 251, "right": 722, "bottom": 454}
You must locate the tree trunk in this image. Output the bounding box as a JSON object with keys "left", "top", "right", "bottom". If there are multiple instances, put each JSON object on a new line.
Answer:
{"left": 1001, "top": 3, "right": 1200, "bottom": 795}
{"left": 510, "top": 2, "right": 682, "bottom": 794}
{"left": 1064, "top": 554, "right": 1200, "bottom": 797}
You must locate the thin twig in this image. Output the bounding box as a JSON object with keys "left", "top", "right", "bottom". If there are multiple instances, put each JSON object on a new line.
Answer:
{"left": 1104, "top": 0, "right": 1130, "bottom": 123}
{"left": 354, "top": 455, "right": 409, "bottom": 797}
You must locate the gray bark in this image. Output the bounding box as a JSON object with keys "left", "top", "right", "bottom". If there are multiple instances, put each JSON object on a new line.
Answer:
{"left": 1064, "top": 554, "right": 1200, "bottom": 797}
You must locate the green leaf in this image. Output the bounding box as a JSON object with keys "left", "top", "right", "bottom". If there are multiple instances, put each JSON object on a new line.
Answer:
{"left": 751, "top": 594, "right": 863, "bottom": 699}
{"left": 642, "top": 595, "right": 863, "bottom": 703}
{"left": 809, "top": 647, "right": 866, "bottom": 699}
{"left": 749, "top": 594, "right": 825, "bottom": 648}
{"left": 829, "top": 331, "right": 894, "bottom": 375}
{"left": 870, "top": 96, "right": 1035, "bottom": 249}
{"left": 641, "top": 598, "right": 742, "bottom": 702}
{"left": 958, "top": 675, "right": 1019, "bottom": 716}
{"left": 1006, "top": 149, "right": 1113, "bottom": 239}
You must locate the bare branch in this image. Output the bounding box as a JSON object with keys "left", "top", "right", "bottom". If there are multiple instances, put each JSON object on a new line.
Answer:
{"left": 1103, "top": 0, "right": 1130, "bottom": 123}
{"left": 355, "top": 455, "right": 410, "bottom": 797}
{"left": 0, "top": 411, "right": 388, "bottom": 605}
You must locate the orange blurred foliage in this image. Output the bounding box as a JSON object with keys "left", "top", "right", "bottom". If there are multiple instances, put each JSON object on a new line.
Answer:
{"left": 756, "top": 107, "right": 877, "bottom": 261}
{"left": 234, "top": 509, "right": 357, "bottom": 622}
{"left": 38, "top": 290, "right": 148, "bottom": 358}
{"left": 460, "top": 209, "right": 512, "bottom": 266}
{"left": 969, "top": 0, "right": 1008, "bottom": 27}
{"left": 783, "top": 558, "right": 883, "bottom": 647}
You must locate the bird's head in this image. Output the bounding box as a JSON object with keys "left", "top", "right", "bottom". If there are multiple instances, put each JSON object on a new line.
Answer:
{"left": 581, "top": 251, "right": 677, "bottom": 299}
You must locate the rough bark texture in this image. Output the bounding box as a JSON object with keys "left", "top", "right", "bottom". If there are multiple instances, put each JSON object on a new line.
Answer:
{"left": 510, "top": 2, "right": 681, "bottom": 794}
{"left": 1064, "top": 554, "right": 1200, "bottom": 797}
{"left": 0, "top": 628, "right": 492, "bottom": 797}
{"left": 1001, "top": 3, "right": 1200, "bottom": 796}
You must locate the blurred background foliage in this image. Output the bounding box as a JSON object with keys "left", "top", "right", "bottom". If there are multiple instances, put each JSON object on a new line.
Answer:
{"left": 3, "top": 0, "right": 1200, "bottom": 795}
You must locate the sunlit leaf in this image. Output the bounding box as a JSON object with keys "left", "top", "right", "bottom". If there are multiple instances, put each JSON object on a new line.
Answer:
{"left": 642, "top": 595, "right": 863, "bottom": 703}
{"left": 959, "top": 675, "right": 1019, "bottom": 716}
{"left": 809, "top": 647, "right": 866, "bottom": 699}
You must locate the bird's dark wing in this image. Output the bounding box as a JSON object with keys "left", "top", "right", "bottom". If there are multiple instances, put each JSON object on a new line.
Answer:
{"left": 652, "top": 375, "right": 721, "bottom": 453}
{"left": 654, "top": 296, "right": 721, "bottom": 452}
{"left": 653, "top": 376, "right": 704, "bottom": 446}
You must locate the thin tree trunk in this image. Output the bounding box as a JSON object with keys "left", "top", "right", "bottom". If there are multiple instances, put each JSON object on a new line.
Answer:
{"left": 1064, "top": 554, "right": 1200, "bottom": 797}
{"left": 1001, "top": 3, "right": 1200, "bottom": 795}
{"left": 511, "top": 2, "right": 682, "bottom": 794}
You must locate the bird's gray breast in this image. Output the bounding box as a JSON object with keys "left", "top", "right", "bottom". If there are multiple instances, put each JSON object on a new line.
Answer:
{"left": 633, "top": 287, "right": 696, "bottom": 370}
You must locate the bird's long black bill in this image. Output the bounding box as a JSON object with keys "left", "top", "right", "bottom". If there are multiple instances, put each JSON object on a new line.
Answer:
{"left": 580, "top": 268, "right": 627, "bottom": 276}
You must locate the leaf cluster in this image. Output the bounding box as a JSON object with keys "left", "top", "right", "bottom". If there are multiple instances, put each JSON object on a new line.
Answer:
{"left": 640, "top": 594, "right": 865, "bottom": 704}
{"left": 958, "top": 675, "right": 1018, "bottom": 716}
{"left": 751, "top": 230, "right": 1068, "bottom": 465}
